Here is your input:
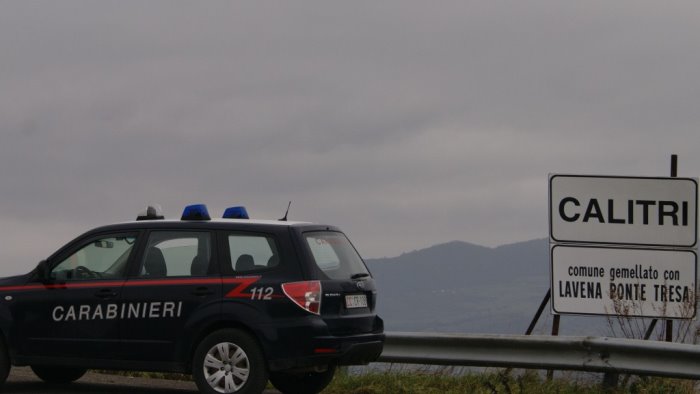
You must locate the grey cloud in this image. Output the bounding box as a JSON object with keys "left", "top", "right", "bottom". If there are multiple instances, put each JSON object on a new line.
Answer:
{"left": 1, "top": 1, "right": 700, "bottom": 274}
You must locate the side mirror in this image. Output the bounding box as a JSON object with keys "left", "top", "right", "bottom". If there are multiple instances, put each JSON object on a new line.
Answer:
{"left": 35, "top": 260, "right": 50, "bottom": 282}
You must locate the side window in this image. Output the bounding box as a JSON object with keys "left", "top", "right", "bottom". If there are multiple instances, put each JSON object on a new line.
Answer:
{"left": 227, "top": 234, "right": 279, "bottom": 273}
{"left": 50, "top": 234, "right": 137, "bottom": 281}
{"left": 138, "top": 231, "right": 212, "bottom": 278}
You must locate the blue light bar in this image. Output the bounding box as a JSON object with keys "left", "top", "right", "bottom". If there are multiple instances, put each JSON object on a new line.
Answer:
{"left": 223, "top": 206, "right": 249, "bottom": 219}
{"left": 181, "top": 204, "right": 211, "bottom": 221}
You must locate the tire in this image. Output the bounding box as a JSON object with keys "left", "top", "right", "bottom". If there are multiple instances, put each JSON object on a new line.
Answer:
{"left": 0, "top": 337, "right": 10, "bottom": 387}
{"left": 269, "top": 366, "right": 336, "bottom": 394}
{"left": 30, "top": 365, "right": 86, "bottom": 384}
{"left": 193, "top": 329, "right": 268, "bottom": 394}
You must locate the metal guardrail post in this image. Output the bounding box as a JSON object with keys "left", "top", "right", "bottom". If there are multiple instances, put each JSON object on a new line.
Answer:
{"left": 546, "top": 315, "right": 560, "bottom": 381}
{"left": 602, "top": 371, "right": 619, "bottom": 390}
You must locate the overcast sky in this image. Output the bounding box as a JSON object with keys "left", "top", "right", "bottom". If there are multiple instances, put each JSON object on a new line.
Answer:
{"left": 1, "top": 1, "right": 699, "bottom": 275}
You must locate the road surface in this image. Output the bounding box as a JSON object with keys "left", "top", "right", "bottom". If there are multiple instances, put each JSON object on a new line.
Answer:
{"left": 4, "top": 367, "right": 280, "bottom": 393}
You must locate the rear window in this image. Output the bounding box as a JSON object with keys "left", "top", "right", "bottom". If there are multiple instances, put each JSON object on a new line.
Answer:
{"left": 304, "top": 231, "right": 369, "bottom": 280}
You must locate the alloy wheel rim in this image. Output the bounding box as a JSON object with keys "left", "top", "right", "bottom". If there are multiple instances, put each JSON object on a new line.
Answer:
{"left": 203, "top": 342, "right": 250, "bottom": 393}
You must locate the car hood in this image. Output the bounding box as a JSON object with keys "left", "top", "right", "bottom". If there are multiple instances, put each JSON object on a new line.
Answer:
{"left": 0, "top": 273, "right": 31, "bottom": 287}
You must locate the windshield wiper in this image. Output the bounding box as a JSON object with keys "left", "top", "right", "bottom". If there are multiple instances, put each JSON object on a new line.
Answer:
{"left": 351, "top": 273, "right": 370, "bottom": 280}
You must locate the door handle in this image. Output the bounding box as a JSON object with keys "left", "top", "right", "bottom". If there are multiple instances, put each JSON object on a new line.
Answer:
{"left": 95, "top": 288, "right": 118, "bottom": 299}
{"left": 191, "top": 287, "right": 214, "bottom": 296}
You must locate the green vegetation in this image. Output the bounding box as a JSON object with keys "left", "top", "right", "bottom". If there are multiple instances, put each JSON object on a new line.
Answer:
{"left": 95, "top": 368, "right": 698, "bottom": 393}
{"left": 321, "top": 370, "right": 697, "bottom": 394}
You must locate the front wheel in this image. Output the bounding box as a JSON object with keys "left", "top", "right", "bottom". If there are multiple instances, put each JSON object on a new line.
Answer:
{"left": 193, "top": 329, "right": 268, "bottom": 394}
{"left": 269, "top": 366, "right": 336, "bottom": 394}
{"left": 0, "top": 338, "right": 10, "bottom": 387}
{"left": 31, "top": 365, "right": 86, "bottom": 384}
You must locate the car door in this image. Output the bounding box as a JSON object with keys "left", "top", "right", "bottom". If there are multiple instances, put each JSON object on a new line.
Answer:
{"left": 11, "top": 232, "right": 138, "bottom": 360}
{"left": 120, "top": 230, "right": 222, "bottom": 362}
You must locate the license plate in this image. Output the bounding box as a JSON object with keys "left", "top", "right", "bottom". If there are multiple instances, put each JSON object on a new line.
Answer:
{"left": 345, "top": 294, "right": 368, "bottom": 309}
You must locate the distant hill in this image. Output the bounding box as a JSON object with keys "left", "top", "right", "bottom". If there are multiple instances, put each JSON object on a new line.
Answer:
{"left": 366, "top": 239, "right": 609, "bottom": 335}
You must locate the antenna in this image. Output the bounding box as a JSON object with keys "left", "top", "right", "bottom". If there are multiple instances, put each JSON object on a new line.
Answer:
{"left": 279, "top": 201, "right": 292, "bottom": 221}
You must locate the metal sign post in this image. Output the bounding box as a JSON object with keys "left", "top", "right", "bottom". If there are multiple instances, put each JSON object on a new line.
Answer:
{"left": 666, "top": 154, "right": 679, "bottom": 342}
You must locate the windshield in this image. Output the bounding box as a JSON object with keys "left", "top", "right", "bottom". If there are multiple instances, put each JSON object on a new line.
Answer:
{"left": 304, "top": 231, "right": 369, "bottom": 280}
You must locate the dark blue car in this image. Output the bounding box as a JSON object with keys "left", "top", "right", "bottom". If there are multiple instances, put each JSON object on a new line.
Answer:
{"left": 0, "top": 204, "right": 384, "bottom": 394}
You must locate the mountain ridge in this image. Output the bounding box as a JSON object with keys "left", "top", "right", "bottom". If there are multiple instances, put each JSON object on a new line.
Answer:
{"left": 365, "top": 238, "right": 556, "bottom": 334}
{"left": 369, "top": 238, "right": 547, "bottom": 262}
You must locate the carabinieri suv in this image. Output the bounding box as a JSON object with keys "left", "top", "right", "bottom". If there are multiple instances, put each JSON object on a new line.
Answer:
{"left": 0, "top": 204, "right": 384, "bottom": 394}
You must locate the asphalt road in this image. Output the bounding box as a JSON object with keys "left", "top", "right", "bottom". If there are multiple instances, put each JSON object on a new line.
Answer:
{"left": 4, "top": 367, "right": 280, "bottom": 393}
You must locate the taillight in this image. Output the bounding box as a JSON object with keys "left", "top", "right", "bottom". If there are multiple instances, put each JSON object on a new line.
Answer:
{"left": 282, "top": 281, "right": 322, "bottom": 315}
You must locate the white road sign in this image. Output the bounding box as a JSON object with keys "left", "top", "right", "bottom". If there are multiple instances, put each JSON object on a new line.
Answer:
{"left": 551, "top": 245, "right": 697, "bottom": 318}
{"left": 550, "top": 175, "right": 698, "bottom": 247}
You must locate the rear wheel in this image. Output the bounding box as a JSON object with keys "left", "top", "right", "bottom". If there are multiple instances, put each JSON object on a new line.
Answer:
{"left": 269, "top": 366, "right": 336, "bottom": 394}
{"left": 31, "top": 365, "right": 86, "bottom": 384}
{"left": 193, "top": 329, "right": 268, "bottom": 394}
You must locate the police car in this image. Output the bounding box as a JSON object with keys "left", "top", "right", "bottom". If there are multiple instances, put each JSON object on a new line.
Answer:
{"left": 0, "top": 204, "right": 384, "bottom": 394}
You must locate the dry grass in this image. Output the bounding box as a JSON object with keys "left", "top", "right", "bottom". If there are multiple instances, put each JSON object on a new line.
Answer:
{"left": 322, "top": 370, "right": 697, "bottom": 394}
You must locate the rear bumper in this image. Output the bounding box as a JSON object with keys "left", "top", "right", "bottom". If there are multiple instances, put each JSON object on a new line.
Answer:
{"left": 332, "top": 337, "right": 384, "bottom": 365}
{"left": 257, "top": 313, "right": 384, "bottom": 371}
{"left": 267, "top": 332, "right": 385, "bottom": 371}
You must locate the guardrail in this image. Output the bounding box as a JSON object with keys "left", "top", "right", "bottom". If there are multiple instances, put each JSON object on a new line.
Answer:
{"left": 378, "top": 332, "right": 700, "bottom": 380}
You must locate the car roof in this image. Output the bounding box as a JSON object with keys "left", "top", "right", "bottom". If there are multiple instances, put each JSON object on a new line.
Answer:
{"left": 82, "top": 218, "right": 339, "bottom": 234}
{"left": 127, "top": 218, "right": 312, "bottom": 226}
